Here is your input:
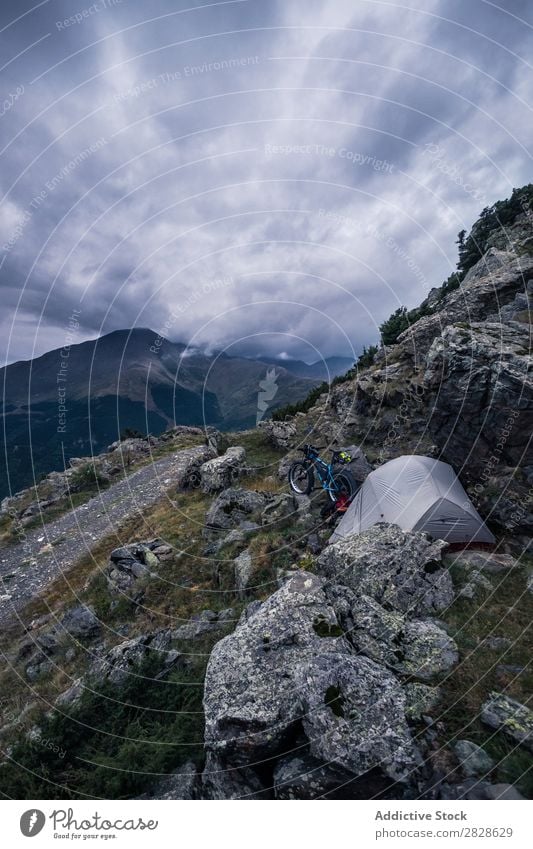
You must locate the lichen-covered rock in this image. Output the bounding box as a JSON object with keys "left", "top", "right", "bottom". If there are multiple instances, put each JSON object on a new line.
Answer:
{"left": 458, "top": 570, "right": 493, "bottom": 599}
{"left": 234, "top": 549, "right": 253, "bottom": 598}
{"left": 273, "top": 753, "right": 358, "bottom": 800}
{"left": 200, "top": 447, "right": 246, "bottom": 493}
{"left": 400, "top": 621, "right": 458, "bottom": 680}
{"left": 202, "top": 751, "right": 268, "bottom": 799}
{"left": 481, "top": 693, "right": 533, "bottom": 752}
{"left": 319, "top": 524, "right": 453, "bottom": 616}
{"left": 295, "top": 652, "right": 422, "bottom": 783}
{"left": 325, "top": 589, "right": 457, "bottom": 680}
{"left": 403, "top": 683, "right": 440, "bottom": 721}
{"left": 142, "top": 761, "right": 201, "bottom": 800}
{"left": 203, "top": 571, "right": 422, "bottom": 792}
{"left": 453, "top": 740, "right": 494, "bottom": 778}
{"left": 444, "top": 550, "right": 518, "bottom": 575}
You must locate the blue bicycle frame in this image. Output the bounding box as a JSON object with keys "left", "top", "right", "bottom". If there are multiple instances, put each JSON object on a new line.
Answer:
{"left": 305, "top": 447, "right": 340, "bottom": 496}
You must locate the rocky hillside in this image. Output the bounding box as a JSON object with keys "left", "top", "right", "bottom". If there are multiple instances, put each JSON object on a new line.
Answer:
{"left": 0, "top": 191, "right": 531, "bottom": 801}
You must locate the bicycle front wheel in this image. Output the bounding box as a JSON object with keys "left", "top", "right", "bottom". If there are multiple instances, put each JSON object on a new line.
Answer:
{"left": 288, "top": 461, "right": 314, "bottom": 495}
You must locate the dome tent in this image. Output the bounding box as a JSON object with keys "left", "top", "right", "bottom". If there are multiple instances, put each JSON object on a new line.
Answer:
{"left": 330, "top": 455, "right": 495, "bottom": 545}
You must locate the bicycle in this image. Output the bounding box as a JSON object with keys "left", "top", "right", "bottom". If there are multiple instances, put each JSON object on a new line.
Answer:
{"left": 287, "top": 444, "right": 359, "bottom": 509}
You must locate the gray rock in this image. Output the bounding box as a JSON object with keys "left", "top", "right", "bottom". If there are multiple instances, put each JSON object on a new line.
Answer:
{"left": 404, "top": 683, "right": 441, "bottom": 721}
{"left": 296, "top": 651, "right": 422, "bottom": 783}
{"left": 260, "top": 493, "right": 296, "bottom": 527}
{"left": 453, "top": 740, "right": 494, "bottom": 777}
{"left": 203, "top": 571, "right": 421, "bottom": 789}
{"left": 56, "top": 677, "right": 85, "bottom": 707}
{"left": 401, "top": 620, "right": 458, "bottom": 680}
{"left": 328, "top": 590, "right": 457, "bottom": 680}
{"left": 202, "top": 751, "right": 268, "bottom": 799}
{"left": 273, "top": 754, "right": 354, "bottom": 800}
{"left": 61, "top": 605, "right": 100, "bottom": 639}
{"left": 482, "top": 636, "right": 512, "bottom": 652}
{"left": 89, "top": 630, "right": 179, "bottom": 687}
{"left": 234, "top": 549, "right": 253, "bottom": 598}
{"left": 106, "top": 539, "right": 170, "bottom": 597}
{"left": 444, "top": 550, "right": 517, "bottom": 576}
{"left": 483, "top": 783, "right": 525, "bottom": 800}
{"left": 481, "top": 693, "right": 533, "bottom": 752}
{"left": 258, "top": 419, "right": 297, "bottom": 449}
{"left": 319, "top": 524, "right": 453, "bottom": 616}
{"left": 424, "top": 322, "right": 532, "bottom": 533}
{"left": 205, "top": 488, "right": 268, "bottom": 532}
{"left": 200, "top": 447, "right": 246, "bottom": 493}
{"left": 238, "top": 599, "right": 262, "bottom": 624}
{"left": 458, "top": 570, "right": 493, "bottom": 599}
{"left": 143, "top": 761, "right": 200, "bottom": 800}
{"left": 172, "top": 609, "right": 233, "bottom": 641}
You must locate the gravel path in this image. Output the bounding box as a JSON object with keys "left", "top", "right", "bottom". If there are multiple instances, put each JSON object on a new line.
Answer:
{"left": 0, "top": 445, "right": 213, "bottom": 626}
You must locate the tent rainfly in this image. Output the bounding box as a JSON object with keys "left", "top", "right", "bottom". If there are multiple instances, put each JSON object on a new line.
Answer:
{"left": 330, "top": 454, "right": 495, "bottom": 545}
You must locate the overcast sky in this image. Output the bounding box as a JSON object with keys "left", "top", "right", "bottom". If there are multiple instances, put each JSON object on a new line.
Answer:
{"left": 0, "top": 0, "right": 532, "bottom": 365}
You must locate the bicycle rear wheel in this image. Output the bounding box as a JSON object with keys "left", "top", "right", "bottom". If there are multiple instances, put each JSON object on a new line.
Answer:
{"left": 328, "top": 469, "right": 358, "bottom": 503}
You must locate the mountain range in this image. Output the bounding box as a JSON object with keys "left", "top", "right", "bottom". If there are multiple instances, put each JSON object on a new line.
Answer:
{"left": 0, "top": 328, "right": 353, "bottom": 498}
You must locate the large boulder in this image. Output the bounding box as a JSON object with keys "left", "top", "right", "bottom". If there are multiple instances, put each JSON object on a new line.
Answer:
{"left": 200, "top": 447, "right": 246, "bottom": 493}
{"left": 203, "top": 571, "right": 422, "bottom": 795}
{"left": 318, "top": 524, "right": 453, "bottom": 617}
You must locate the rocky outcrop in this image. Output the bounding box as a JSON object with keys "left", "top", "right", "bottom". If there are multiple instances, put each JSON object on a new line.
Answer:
{"left": 57, "top": 629, "right": 183, "bottom": 705}
{"left": 203, "top": 571, "right": 422, "bottom": 798}
{"left": 318, "top": 524, "right": 453, "bottom": 617}
{"left": 396, "top": 221, "right": 533, "bottom": 360}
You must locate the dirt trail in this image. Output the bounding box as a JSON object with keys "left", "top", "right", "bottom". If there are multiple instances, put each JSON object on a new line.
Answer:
{"left": 0, "top": 445, "right": 211, "bottom": 625}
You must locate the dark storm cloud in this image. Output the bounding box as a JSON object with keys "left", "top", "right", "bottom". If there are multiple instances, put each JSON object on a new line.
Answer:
{"left": 0, "top": 0, "right": 532, "bottom": 365}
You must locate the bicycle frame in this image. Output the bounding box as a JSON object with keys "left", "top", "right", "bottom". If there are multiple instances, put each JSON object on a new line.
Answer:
{"left": 305, "top": 449, "right": 339, "bottom": 496}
